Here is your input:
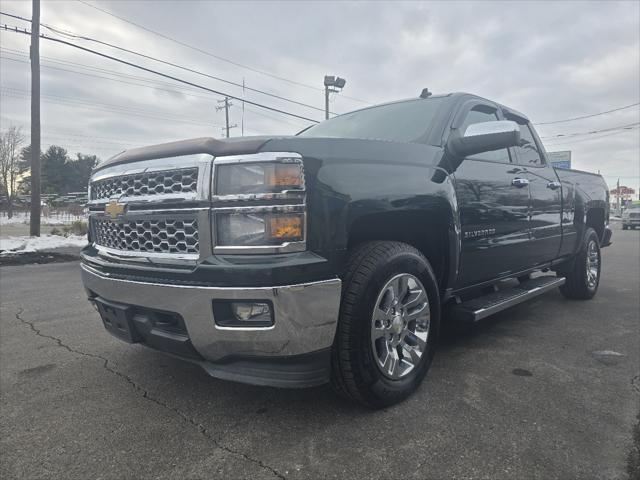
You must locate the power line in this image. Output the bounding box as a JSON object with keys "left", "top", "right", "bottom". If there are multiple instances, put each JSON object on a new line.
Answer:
{"left": 543, "top": 127, "right": 640, "bottom": 147}
{"left": 1, "top": 85, "right": 219, "bottom": 121}
{"left": 74, "top": 0, "right": 371, "bottom": 105}
{"left": 0, "top": 87, "right": 230, "bottom": 127}
{"left": 6, "top": 15, "right": 635, "bottom": 130}
{"left": 540, "top": 122, "right": 640, "bottom": 139}
{"left": 1, "top": 53, "right": 226, "bottom": 104}
{"left": 11, "top": 41, "right": 635, "bottom": 134}
{"left": 2, "top": 88, "right": 269, "bottom": 134}
{"left": 534, "top": 102, "right": 640, "bottom": 125}
{"left": 1, "top": 23, "right": 321, "bottom": 124}
{"left": 6, "top": 16, "right": 635, "bottom": 137}
{"left": 0, "top": 11, "right": 337, "bottom": 115}
{"left": 243, "top": 105, "right": 310, "bottom": 128}
{"left": 1, "top": 54, "right": 309, "bottom": 129}
{"left": 1, "top": 46, "right": 222, "bottom": 94}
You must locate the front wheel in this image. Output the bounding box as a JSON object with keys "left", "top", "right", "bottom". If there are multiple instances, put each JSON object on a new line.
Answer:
{"left": 330, "top": 241, "right": 440, "bottom": 408}
{"left": 559, "top": 228, "right": 601, "bottom": 300}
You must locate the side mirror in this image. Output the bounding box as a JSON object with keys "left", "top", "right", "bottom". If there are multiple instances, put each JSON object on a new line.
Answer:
{"left": 448, "top": 120, "right": 521, "bottom": 158}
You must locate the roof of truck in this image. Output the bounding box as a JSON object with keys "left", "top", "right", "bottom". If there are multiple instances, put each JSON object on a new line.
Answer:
{"left": 329, "top": 92, "right": 531, "bottom": 123}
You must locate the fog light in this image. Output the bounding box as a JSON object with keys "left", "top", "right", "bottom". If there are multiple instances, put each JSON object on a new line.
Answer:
{"left": 232, "top": 302, "right": 271, "bottom": 322}
{"left": 213, "top": 300, "right": 274, "bottom": 327}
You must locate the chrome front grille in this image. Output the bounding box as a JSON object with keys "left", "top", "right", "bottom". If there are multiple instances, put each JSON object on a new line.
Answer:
{"left": 90, "top": 167, "right": 199, "bottom": 201}
{"left": 91, "top": 217, "right": 199, "bottom": 254}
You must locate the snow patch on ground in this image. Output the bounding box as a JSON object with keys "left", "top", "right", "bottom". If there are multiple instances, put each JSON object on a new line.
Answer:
{"left": 0, "top": 235, "right": 88, "bottom": 254}
{"left": 0, "top": 212, "right": 85, "bottom": 225}
{"left": 592, "top": 350, "right": 625, "bottom": 357}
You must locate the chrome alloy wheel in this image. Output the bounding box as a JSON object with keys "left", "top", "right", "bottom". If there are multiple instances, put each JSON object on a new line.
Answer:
{"left": 586, "top": 239, "right": 600, "bottom": 289}
{"left": 371, "top": 273, "right": 430, "bottom": 379}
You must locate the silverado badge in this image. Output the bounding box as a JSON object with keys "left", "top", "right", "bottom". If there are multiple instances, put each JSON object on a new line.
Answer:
{"left": 104, "top": 200, "right": 126, "bottom": 219}
{"left": 463, "top": 228, "right": 496, "bottom": 239}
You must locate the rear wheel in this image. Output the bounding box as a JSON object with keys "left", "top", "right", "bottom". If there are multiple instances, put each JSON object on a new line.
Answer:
{"left": 330, "top": 241, "right": 440, "bottom": 408}
{"left": 558, "top": 228, "right": 601, "bottom": 300}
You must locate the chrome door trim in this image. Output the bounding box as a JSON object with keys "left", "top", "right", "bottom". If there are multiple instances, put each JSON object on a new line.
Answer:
{"left": 511, "top": 177, "right": 530, "bottom": 188}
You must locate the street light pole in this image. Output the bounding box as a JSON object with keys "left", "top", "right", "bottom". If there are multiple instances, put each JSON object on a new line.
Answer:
{"left": 324, "top": 84, "right": 330, "bottom": 120}
{"left": 323, "top": 75, "right": 346, "bottom": 120}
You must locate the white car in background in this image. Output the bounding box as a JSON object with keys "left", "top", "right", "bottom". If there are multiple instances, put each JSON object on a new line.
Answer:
{"left": 621, "top": 204, "right": 640, "bottom": 230}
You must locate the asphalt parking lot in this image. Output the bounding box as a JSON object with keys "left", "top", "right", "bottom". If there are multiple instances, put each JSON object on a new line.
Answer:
{"left": 1, "top": 224, "right": 638, "bottom": 480}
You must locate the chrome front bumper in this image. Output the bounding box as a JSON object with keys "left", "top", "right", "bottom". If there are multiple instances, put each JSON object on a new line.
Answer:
{"left": 81, "top": 263, "right": 342, "bottom": 384}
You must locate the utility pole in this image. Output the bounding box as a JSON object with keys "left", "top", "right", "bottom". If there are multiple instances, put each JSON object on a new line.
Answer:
{"left": 216, "top": 97, "right": 237, "bottom": 138}
{"left": 241, "top": 78, "right": 245, "bottom": 136}
{"left": 29, "top": 0, "right": 41, "bottom": 236}
{"left": 323, "top": 75, "right": 346, "bottom": 120}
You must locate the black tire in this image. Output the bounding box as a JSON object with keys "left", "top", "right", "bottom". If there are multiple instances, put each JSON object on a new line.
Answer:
{"left": 517, "top": 273, "right": 531, "bottom": 283}
{"left": 330, "top": 241, "right": 440, "bottom": 408}
{"left": 558, "top": 228, "right": 601, "bottom": 300}
{"left": 622, "top": 224, "right": 628, "bottom": 230}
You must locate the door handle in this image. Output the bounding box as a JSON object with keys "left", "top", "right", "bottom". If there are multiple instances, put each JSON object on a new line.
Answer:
{"left": 547, "top": 181, "right": 561, "bottom": 190}
{"left": 511, "top": 177, "right": 530, "bottom": 188}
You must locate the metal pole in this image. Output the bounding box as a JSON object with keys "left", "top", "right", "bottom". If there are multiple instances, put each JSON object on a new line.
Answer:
{"left": 29, "top": 0, "right": 41, "bottom": 236}
{"left": 324, "top": 85, "right": 329, "bottom": 120}
{"left": 241, "top": 78, "right": 245, "bottom": 136}
{"left": 224, "top": 97, "right": 230, "bottom": 138}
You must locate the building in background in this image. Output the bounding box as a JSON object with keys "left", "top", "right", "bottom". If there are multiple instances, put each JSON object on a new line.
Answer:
{"left": 611, "top": 186, "right": 637, "bottom": 211}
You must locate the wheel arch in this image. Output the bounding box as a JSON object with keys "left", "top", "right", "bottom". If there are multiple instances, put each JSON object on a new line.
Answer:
{"left": 585, "top": 207, "right": 606, "bottom": 243}
{"left": 346, "top": 206, "right": 458, "bottom": 294}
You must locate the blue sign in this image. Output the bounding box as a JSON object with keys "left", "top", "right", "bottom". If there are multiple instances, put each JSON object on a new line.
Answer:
{"left": 551, "top": 160, "right": 571, "bottom": 169}
{"left": 547, "top": 151, "right": 572, "bottom": 170}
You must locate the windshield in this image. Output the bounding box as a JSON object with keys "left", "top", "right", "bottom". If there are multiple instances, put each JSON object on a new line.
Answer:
{"left": 299, "top": 97, "right": 445, "bottom": 143}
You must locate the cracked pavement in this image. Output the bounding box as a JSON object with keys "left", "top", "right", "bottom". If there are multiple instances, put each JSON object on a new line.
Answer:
{"left": 1, "top": 223, "right": 638, "bottom": 479}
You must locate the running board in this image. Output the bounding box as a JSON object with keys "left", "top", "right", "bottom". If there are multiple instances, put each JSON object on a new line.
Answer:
{"left": 448, "top": 276, "right": 566, "bottom": 322}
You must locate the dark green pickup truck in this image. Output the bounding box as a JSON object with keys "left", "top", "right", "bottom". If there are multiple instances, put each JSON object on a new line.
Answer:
{"left": 81, "top": 92, "right": 612, "bottom": 407}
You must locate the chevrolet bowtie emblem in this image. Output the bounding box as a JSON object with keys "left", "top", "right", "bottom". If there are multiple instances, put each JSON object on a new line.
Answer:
{"left": 104, "top": 200, "right": 126, "bottom": 219}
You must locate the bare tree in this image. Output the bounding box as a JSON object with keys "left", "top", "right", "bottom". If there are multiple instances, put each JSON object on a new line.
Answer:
{"left": 0, "top": 126, "right": 26, "bottom": 218}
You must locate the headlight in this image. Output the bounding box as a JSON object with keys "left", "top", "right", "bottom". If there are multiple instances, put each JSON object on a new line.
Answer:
{"left": 216, "top": 210, "right": 305, "bottom": 247}
{"left": 213, "top": 152, "right": 306, "bottom": 253}
{"left": 215, "top": 160, "right": 303, "bottom": 196}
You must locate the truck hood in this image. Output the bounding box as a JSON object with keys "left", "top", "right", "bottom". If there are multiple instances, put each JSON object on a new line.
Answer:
{"left": 93, "top": 134, "right": 443, "bottom": 174}
{"left": 93, "top": 136, "right": 290, "bottom": 173}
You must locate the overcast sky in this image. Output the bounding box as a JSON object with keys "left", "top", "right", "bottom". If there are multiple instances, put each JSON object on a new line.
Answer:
{"left": 1, "top": 0, "right": 639, "bottom": 193}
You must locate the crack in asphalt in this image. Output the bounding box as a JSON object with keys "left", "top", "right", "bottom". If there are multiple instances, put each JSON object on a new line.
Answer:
{"left": 14, "top": 307, "right": 286, "bottom": 480}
